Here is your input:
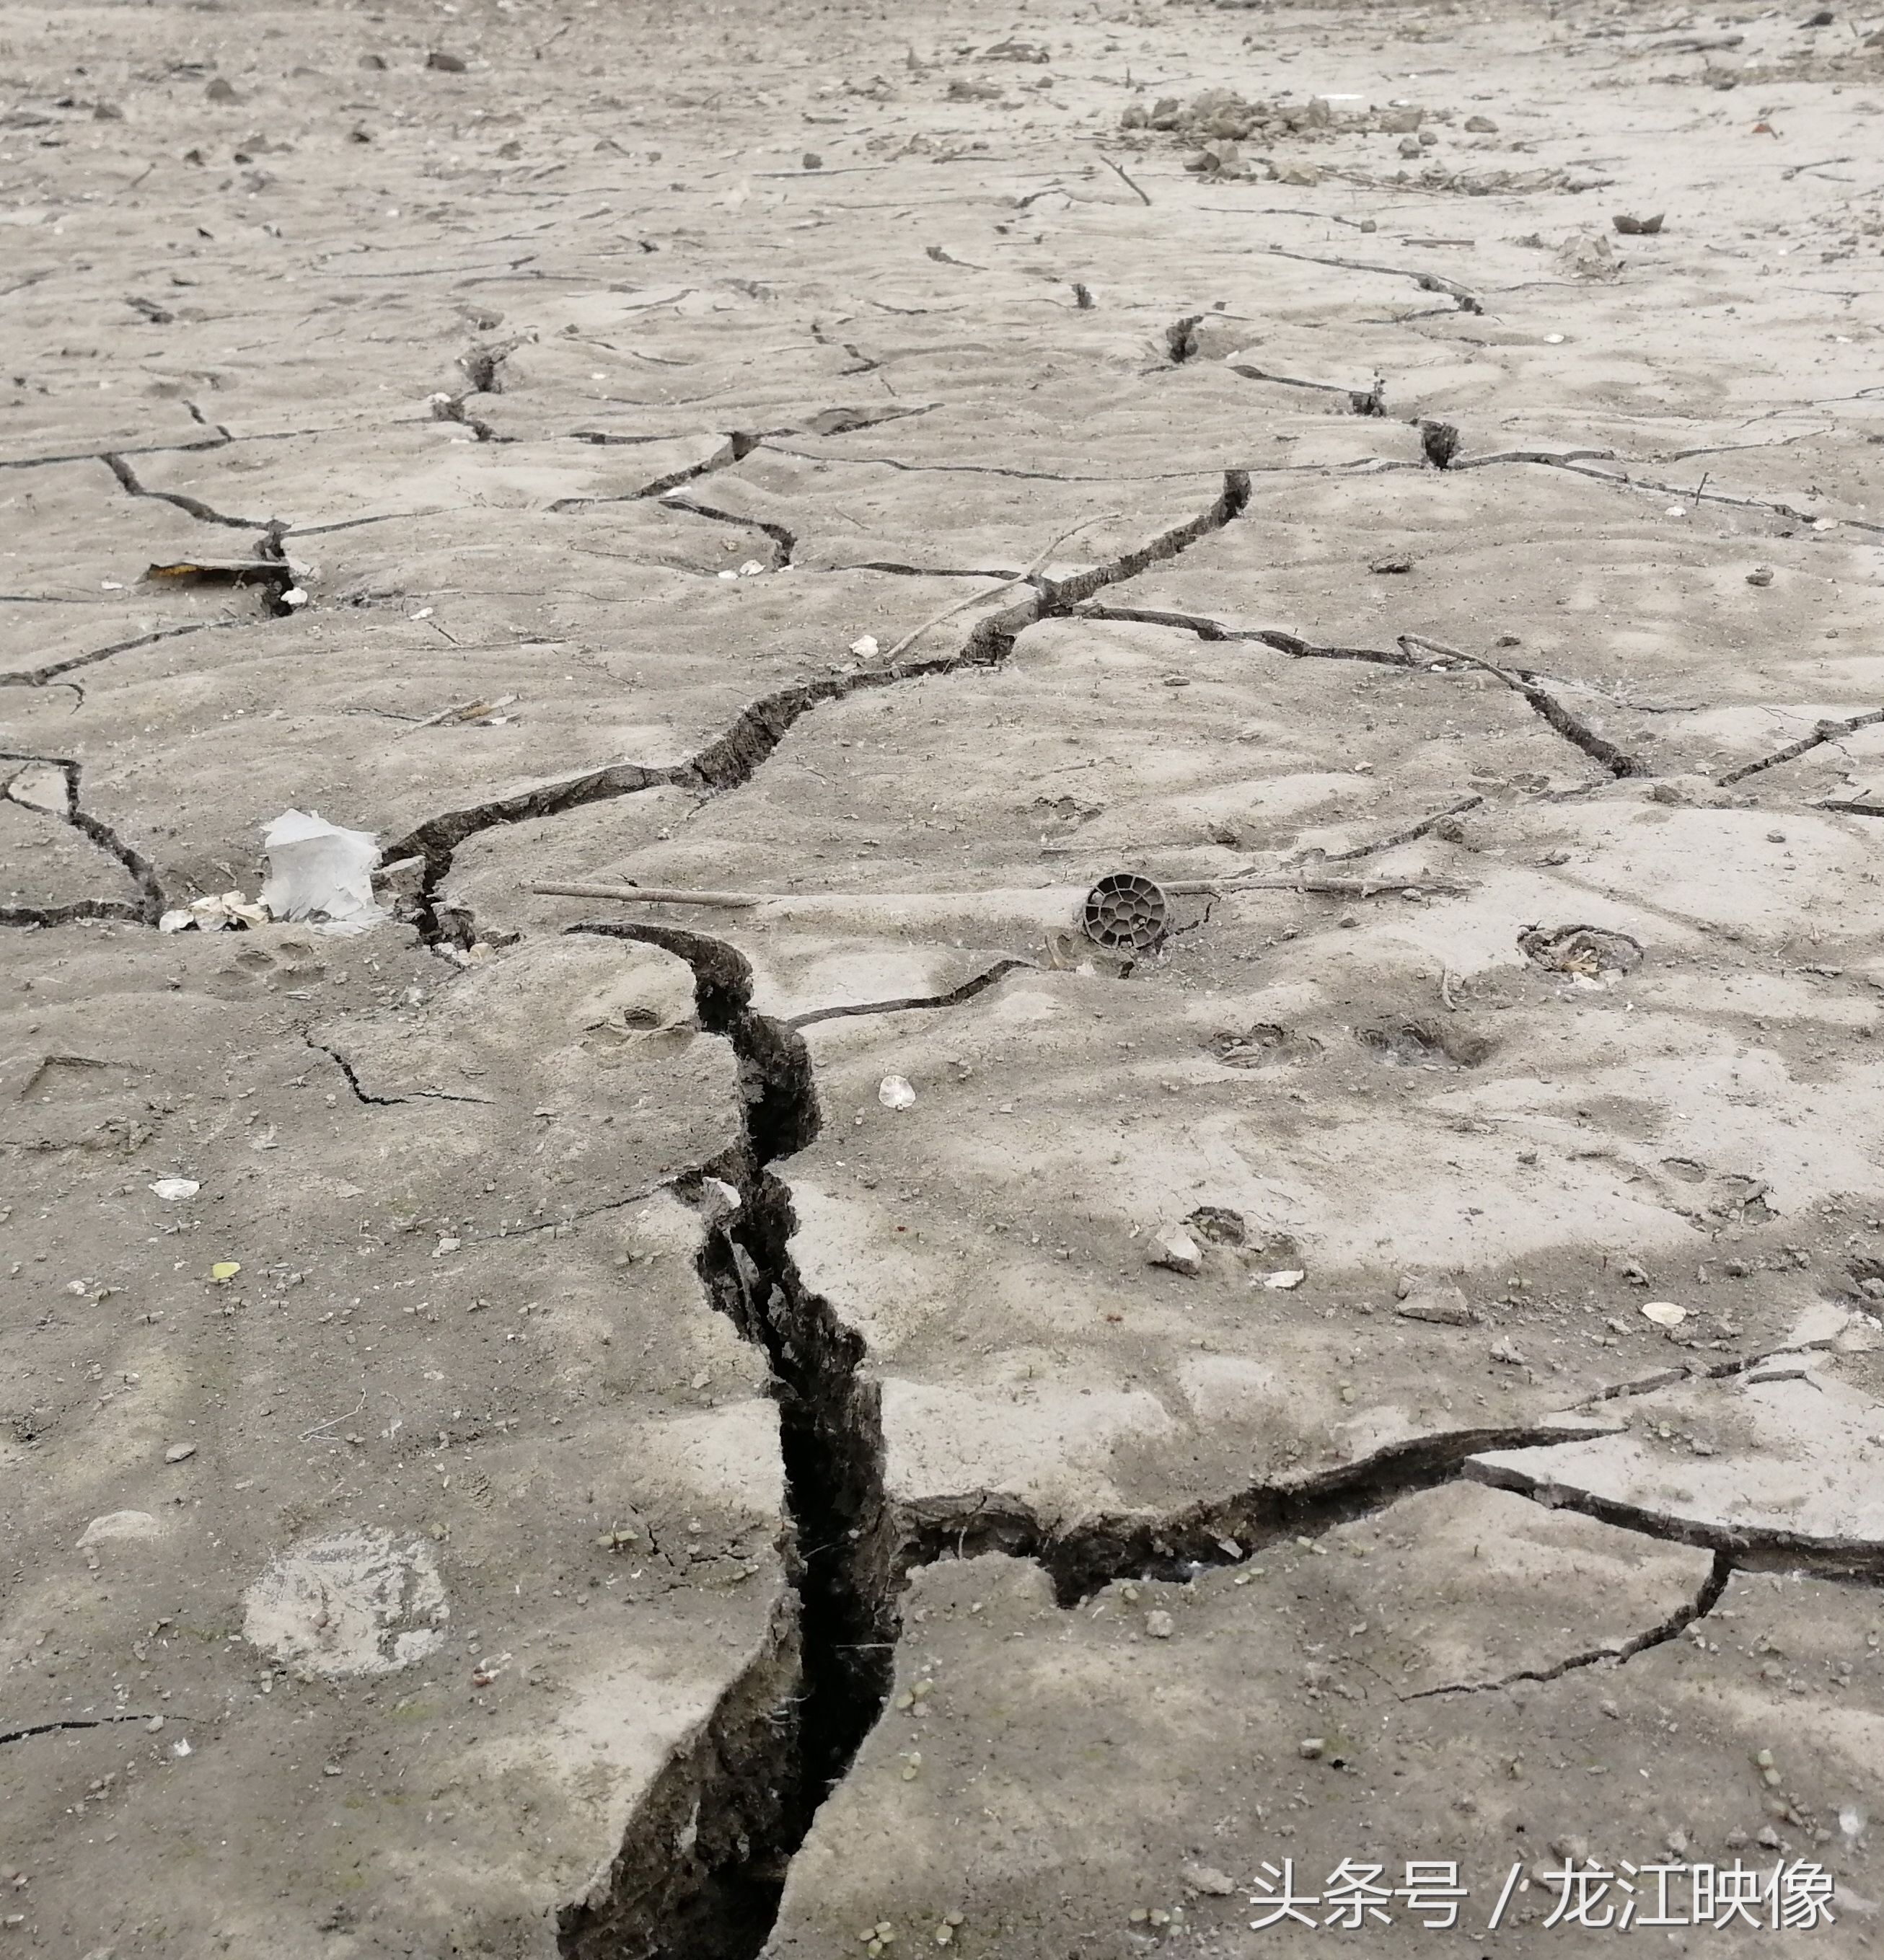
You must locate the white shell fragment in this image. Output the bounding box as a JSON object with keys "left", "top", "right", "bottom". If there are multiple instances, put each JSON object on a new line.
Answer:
{"left": 878, "top": 1074, "right": 917, "bottom": 1110}
{"left": 1641, "top": 1300, "right": 1688, "bottom": 1328}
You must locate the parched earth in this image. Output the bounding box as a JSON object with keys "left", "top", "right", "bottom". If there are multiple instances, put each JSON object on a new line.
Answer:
{"left": 3, "top": 0, "right": 1884, "bottom": 1954}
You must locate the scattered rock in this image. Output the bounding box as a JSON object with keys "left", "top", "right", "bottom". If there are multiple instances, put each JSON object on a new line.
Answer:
{"left": 1396, "top": 1285, "right": 1479, "bottom": 1326}
{"left": 1148, "top": 1227, "right": 1203, "bottom": 1276}
{"left": 1184, "top": 1205, "right": 1245, "bottom": 1246}
{"left": 1557, "top": 231, "right": 1622, "bottom": 280}
{"left": 1519, "top": 924, "right": 1643, "bottom": 976}
{"left": 1181, "top": 1863, "right": 1237, "bottom": 1897}
{"left": 426, "top": 50, "right": 467, "bottom": 72}
{"left": 1145, "top": 1610, "right": 1174, "bottom": 1639}
{"left": 78, "top": 1511, "right": 162, "bottom": 1548}
{"left": 1613, "top": 211, "right": 1666, "bottom": 235}
{"left": 1298, "top": 1736, "right": 1326, "bottom": 1760}
{"left": 1747, "top": 565, "right": 1774, "bottom": 586}
{"left": 1464, "top": 113, "right": 1499, "bottom": 132}
{"left": 163, "top": 1442, "right": 198, "bottom": 1463}
{"left": 1184, "top": 138, "right": 1245, "bottom": 177}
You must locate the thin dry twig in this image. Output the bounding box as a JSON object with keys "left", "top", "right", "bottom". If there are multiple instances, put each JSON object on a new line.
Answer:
{"left": 1099, "top": 154, "right": 1153, "bottom": 206}
{"left": 301, "top": 1392, "right": 367, "bottom": 1442}
{"left": 879, "top": 511, "right": 1119, "bottom": 666}
{"left": 1401, "top": 634, "right": 1647, "bottom": 778}
{"left": 529, "top": 881, "right": 760, "bottom": 909}
{"left": 1322, "top": 795, "right": 1482, "bottom": 862}
{"left": 400, "top": 694, "right": 516, "bottom": 735}
{"left": 1166, "top": 870, "right": 1471, "bottom": 898}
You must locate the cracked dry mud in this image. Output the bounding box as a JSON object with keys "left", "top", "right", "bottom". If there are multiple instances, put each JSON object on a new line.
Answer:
{"left": 4, "top": 0, "right": 1884, "bottom": 1955}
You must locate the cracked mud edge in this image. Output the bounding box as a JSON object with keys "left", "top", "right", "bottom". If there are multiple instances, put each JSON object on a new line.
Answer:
{"left": 1717, "top": 706, "right": 1884, "bottom": 787}
{"left": 1466, "top": 1458, "right": 1884, "bottom": 1579}
{"left": 547, "top": 918, "right": 1828, "bottom": 1959}
{"left": 1403, "top": 1552, "right": 1732, "bottom": 1700}
{"left": 100, "top": 451, "right": 276, "bottom": 532}
{"left": 550, "top": 431, "right": 762, "bottom": 511}
{"left": 661, "top": 493, "right": 799, "bottom": 569}
{"left": 0, "top": 751, "right": 166, "bottom": 928}
{"left": 1227, "top": 358, "right": 1386, "bottom": 416}
{"left": 786, "top": 958, "right": 1030, "bottom": 1031}
{"left": 303, "top": 1035, "right": 493, "bottom": 1108}
{"left": 391, "top": 472, "right": 1252, "bottom": 938}
{"left": 1077, "top": 604, "right": 1647, "bottom": 777}
{"left": 1253, "top": 245, "right": 1483, "bottom": 314}
{"left": 0, "top": 1713, "right": 165, "bottom": 1749}
{"left": 0, "top": 617, "right": 240, "bottom": 696}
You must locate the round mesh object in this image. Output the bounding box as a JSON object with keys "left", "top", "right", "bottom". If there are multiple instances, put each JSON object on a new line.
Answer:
{"left": 1082, "top": 872, "right": 1170, "bottom": 951}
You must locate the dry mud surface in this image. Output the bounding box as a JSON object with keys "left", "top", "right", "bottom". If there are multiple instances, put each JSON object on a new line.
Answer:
{"left": 4, "top": 0, "right": 1884, "bottom": 1953}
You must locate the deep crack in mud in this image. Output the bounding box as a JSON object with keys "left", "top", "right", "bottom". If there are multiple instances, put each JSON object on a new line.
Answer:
{"left": 545, "top": 917, "right": 1849, "bottom": 1958}
{"left": 557, "top": 922, "right": 887, "bottom": 1960}
{"left": 12, "top": 3, "right": 1884, "bottom": 1943}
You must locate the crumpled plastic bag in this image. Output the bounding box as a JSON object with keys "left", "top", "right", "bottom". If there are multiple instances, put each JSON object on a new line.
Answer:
{"left": 258, "top": 810, "right": 385, "bottom": 935}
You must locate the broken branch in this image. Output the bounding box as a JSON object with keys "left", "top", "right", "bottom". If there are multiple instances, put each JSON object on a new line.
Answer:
{"left": 1098, "top": 154, "right": 1152, "bottom": 206}
{"left": 529, "top": 881, "right": 760, "bottom": 909}
{"left": 878, "top": 511, "right": 1120, "bottom": 667}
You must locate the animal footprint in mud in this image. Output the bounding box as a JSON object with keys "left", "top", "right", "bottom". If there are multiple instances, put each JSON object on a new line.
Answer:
{"left": 1355, "top": 1017, "right": 1495, "bottom": 1069}
{"left": 210, "top": 944, "right": 277, "bottom": 994}
{"left": 1206, "top": 1022, "right": 1324, "bottom": 1068}
{"left": 213, "top": 936, "right": 328, "bottom": 992}
{"left": 1715, "top": 1173, "right": 1775, "bottom": 1223}
{"left": 1518, "top": 924, "right": 1642, "bottom": 977}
